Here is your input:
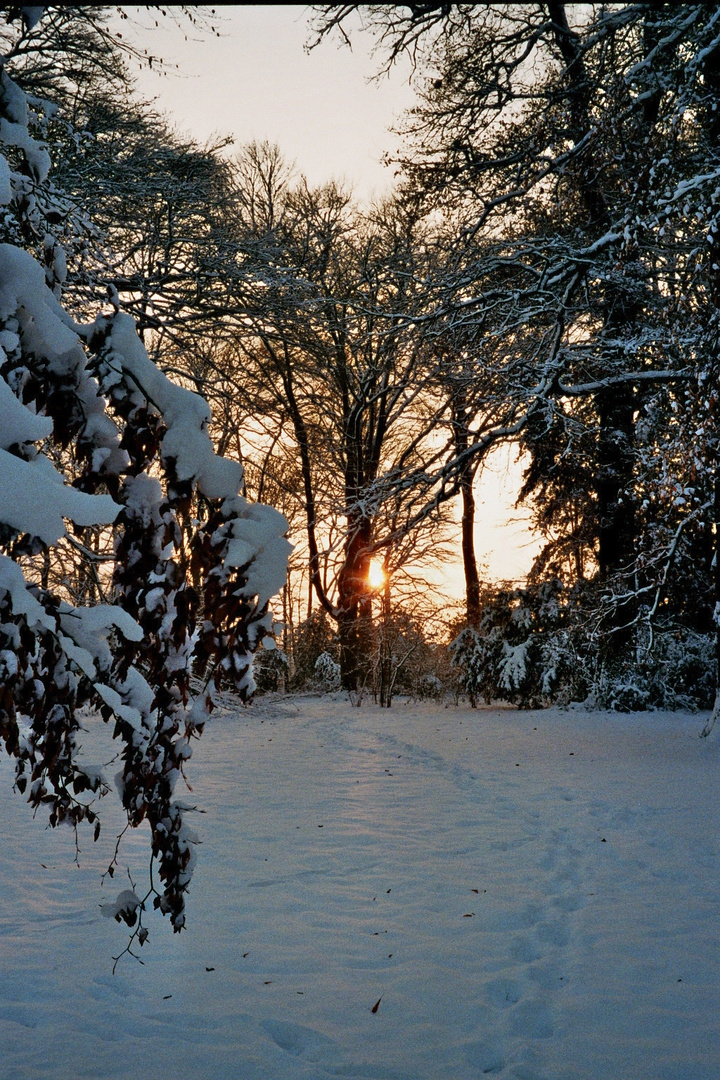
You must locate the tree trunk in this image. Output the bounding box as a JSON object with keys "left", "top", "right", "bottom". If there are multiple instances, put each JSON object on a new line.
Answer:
{"left": 338, "top": 598, "right": 373, "bottom": 697}
{"left": 461, "top": 462, "right": 481, "bottom": 627}
{"left": 596, "top": 386, "right": 636, "bottom": 579}
{"left": 337, "top": 516, "right": 372, "bottom": 693}
{"left": 379, "top": 571, "right": 392, "bottom": 707}
{"left": 452, "top": 382, "right": 481, "bottom": 626}
{"left": 595, "top": 384, "right": 637, "bottom": 659}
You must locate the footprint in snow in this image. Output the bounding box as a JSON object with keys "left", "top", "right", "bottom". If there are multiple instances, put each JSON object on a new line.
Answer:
{"left": 0, "top": 1004, "right": 38, "bottom": 1029}
{"left": 509, "top": 934, "right": 543, "bottom": 964}
{"left": 552, "top": 892, "right": 583, "bottom": 914}
{"left": 262, "top": 1018, "right": 337, "bottom": 1060}
{"left": 508, "top": 1000, "right": 554, "bottom": 1040}
{"left": 464, "top": 1038, "right": 506, "bottom": 1075}
{"left": 484, "top": 977, "right": 524, "bottom": 1008}
{"left": 535, "top": 918, "right": 570, "bottom": 948}
{"left": 527, "top": 960, "right": 565, "bottom": 990}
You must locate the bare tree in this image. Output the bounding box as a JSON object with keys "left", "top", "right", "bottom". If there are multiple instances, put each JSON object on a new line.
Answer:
{"left": 198, "top": 145, "right": 458, "bottom": 692}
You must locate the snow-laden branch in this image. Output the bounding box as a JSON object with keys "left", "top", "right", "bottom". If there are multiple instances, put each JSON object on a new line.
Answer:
{"left": 0, "top": 49, "right": 290, "bottom": 937}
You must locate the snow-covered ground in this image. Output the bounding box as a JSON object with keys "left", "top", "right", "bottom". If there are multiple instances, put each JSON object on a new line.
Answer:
{"left": 1, "top": 696, "right": 719, "bottom": 1080}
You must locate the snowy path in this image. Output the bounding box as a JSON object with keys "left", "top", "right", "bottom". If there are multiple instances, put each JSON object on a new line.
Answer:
{"left": 1, "top": 698, "right": 719, "bottom": 1080}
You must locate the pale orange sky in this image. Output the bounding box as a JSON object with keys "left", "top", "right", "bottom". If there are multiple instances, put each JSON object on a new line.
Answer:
{"left": 127, "top": 6, "right": 540, "bottom": 586}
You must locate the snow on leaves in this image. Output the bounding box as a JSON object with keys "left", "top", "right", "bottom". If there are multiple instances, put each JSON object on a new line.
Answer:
{"left": 0, "top": 48, "right": 289, "bottom": 939}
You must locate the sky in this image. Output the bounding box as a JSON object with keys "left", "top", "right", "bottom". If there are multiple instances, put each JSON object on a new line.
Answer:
{"left": 129, "top": 6, "right": 416, "bottom": 204}
{"left": 125, "top": 6, "right": 541, "bottom": 586}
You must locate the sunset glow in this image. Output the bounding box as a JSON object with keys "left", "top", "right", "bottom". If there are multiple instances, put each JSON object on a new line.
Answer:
{"left": 368, "top": 559, "right": 386, "bottom": 590}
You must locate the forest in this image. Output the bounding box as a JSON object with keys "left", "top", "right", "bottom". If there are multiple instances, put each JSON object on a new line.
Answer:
{"left": 0, "top": 2, "right": 719, "bottom": 936}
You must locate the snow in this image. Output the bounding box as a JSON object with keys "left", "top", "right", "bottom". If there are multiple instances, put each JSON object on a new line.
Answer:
{"left": 0, "top": 154, "right": 11, "bottom": 205}
{"left": 1, "top": 696, "right": 718, "bottom": 1080}
{"left": 0, "top": 244, "right": 75, "bottom": 349}
{"left": 0, "top": 447, "right": 118, "bottom": 544}
{"left": 58, "top": 604, "right": 144, "bottom": 675}
{"left": 0, "top": 67, "right": 50, "bottom": 184}
{"left": 223, "top": 501, "right": 293, "bottom": 608}
{"left": 0, "top": 242, "right": 124, "bottom": 546}
{"left": 499, "top": 641, "right": 529, "bottom": 692}
{"left": 0, "top": 554, "right": 52, "bottom": 630}
{"left": 100, "top": 889, "right": 142, "bottom": 923}
{"left": 0, "top": 374, "right": 53, "bottom": 448}
{"left": 102, "top": 313, "right": 243, "bottom": 501}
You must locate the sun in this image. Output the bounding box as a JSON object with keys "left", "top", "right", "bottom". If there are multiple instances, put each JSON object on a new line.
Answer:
{"left": 368, "top": 559, "right": 386, "bottom": 590}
